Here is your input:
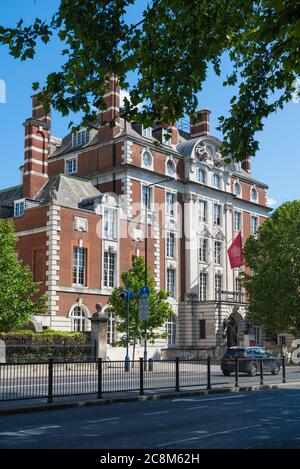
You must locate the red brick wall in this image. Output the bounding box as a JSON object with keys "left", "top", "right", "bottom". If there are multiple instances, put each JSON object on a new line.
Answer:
{"left": 59, "top": 208, "right": 101, "bottom": 288}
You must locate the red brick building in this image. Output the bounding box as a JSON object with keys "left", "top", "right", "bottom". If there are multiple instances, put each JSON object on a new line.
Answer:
{"left": 0, "top": 76, "right": 271, "bottom": 357}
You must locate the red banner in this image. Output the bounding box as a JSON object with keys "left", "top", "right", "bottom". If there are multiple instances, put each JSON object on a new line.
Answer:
{"left": 227, "top": 231, "right": 244, "bottom": 268}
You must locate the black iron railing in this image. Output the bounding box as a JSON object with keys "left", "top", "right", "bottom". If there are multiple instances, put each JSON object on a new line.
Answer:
{"left": 0, "top": 357, "right": 290, "bottom": 402}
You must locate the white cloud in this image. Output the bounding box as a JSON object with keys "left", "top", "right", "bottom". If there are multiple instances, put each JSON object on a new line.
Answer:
{"left": 120, "top": 89, "right": 131, "bottom": 107}
{"left": 120, "top": 89, "right": 144, "bottom": 111}
{"left": 292, "top": 77, "right": 300, "bottom": 104}
{"left": 267, "top": 196, "right": 278, "bottom": 207}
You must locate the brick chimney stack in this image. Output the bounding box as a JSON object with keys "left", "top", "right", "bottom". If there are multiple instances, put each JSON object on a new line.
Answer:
{"left": 190, "top": 109, "right": 211, "bottom": 138}
{"left": 22, "top": 95, "right": 50, "bottom": 198}
{"left": 98, "top": 74, "right": 121, "bottom": 141}
{"left": 242, "top": 159, "right": 251, "bottom": 174}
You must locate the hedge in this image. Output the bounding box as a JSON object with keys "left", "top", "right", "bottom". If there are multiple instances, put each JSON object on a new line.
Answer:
{"left": 0, "top": 330, "right": 95, "bottom": 362}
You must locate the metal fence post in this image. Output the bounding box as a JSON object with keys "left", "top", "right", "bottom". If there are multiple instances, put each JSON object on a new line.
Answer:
{"left": 139, "top": 357, "right": 144, "bottom": 396}
{"left": 97, "top": 358, "right": 103, "bottom": 399}
{"left": 235, "top": 357, "right": 239, "bottom": 387}
{"left": 175, "top": 357, "right": 180, "bottom": 392}
{"left": 260, "top": 359, "right": 264, "bottom": 386}
{"left": 282, "top": 355, "right": 286, "bottom": 384}
{"left": 148, "top": 358, "right": 153, "bottom": 372}
{"left": 47, "top": 358, "right": 53, "bottom": 403}
{"left": 207, "top": 357, "right": 211, "bottom": 390}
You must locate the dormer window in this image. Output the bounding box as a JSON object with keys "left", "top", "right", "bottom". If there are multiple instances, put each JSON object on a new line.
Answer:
{"left": 235, "top": 162, "right": 242, "bottom": 172}
{"left": 65, "top": 157, "right": 78, "bottom": 175}
{"left": 142, "top": 125, "right": 152, "bottom": 139}
{"left": 14, "top": 199, "right": 25, "bottom": 217}
{"left": 162, "top": 128, "right": 172, "bottom": 146}
{"left": 72, "top": 129, "right": 90, "bottom": 147}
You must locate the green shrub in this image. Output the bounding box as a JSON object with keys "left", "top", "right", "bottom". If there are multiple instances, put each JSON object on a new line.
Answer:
{"left": 0, "top": 330, "right": 93, "bottom": 362}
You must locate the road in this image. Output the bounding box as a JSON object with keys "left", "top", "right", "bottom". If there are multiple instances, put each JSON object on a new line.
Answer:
{"left": 1, "top": 386, "right": 300, "bottom": 448}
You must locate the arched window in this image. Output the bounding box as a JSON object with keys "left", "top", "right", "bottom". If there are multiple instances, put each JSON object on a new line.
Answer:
{"left": 251, "top": 187, "right": 258, "bottom": 202}
{"left": 166, "top": 315, "right": 176, "bottom": 347}
{"left": 166, "top": 159, "right": 176, "bottom": 176}
{"left": 234, "top": 181, "right": 241, "bottom": 196}
{"left": 142, "top": 151, "right": 152, "bottom": 168}
{"left": 107, "top": 313, "right": 117, "bottom": 345}
{"left": 70, "top": 306, "right": 86, "bottom": 332}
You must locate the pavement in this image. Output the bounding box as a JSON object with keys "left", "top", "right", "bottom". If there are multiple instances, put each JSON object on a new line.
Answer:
{"left": 1, "top": 385, "right": 300, "bottom": 448}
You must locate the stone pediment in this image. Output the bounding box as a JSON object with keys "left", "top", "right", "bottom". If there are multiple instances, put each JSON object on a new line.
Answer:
{"left": 214, "top": 228, "right": 225, "bottom": 240}
{"left": 199, "top": 226, "right": 212, "bottom": 238}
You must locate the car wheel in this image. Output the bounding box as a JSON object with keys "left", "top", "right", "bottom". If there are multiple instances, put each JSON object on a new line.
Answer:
{"left": 248, "top": 362, "right": 257, "bottom": 377}
{"left": 272, "top": 363, "right": 280, "bottom": 375}
{"left": 222, "top": 370, "right": 231, "bottom": 376}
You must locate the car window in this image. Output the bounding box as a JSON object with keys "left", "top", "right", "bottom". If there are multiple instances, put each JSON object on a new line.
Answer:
{"left": 225, "top": 349, "right": 245, "bottom": 357}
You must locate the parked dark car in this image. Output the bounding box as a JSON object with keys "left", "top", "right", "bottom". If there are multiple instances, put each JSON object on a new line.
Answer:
{"left": 221, "top": 346, "right": 281, "bottom": 377}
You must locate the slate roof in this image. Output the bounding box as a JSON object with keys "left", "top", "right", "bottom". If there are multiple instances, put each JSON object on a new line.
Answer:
{"left": 35, "top": 174, "right": 101, "bottom": 209}
{"left": 0, "top": 185, "right": 23, "bottom": 218}
{"left": 0, "top": 175, "right": 101, "bottom": 220}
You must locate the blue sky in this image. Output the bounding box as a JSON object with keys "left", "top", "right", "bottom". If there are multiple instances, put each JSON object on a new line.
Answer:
{"left": 0, "top": 0, "right": 299, "bottom": 207}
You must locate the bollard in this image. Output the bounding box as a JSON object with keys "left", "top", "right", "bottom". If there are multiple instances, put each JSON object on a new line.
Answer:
{"left": 139, "top": 357, "right": 144, "bottom": 395}
{"left": 260, "top": 359, "right": 264, "bottom": 386}
{"left": 97, "top": 358, "right": 103, "bottom": 399}
{"left": 175, "top": 357, "right": 180, "bottom": 392}
{"left": 235, "top": 357, "right": 239, "bottom": 387}
{"left": 47, "top": 358, "right": 53, "bottom": 403}
{"left": 207, "top": 357, "right": 211, "bottom": 390}
{"left": 282, "top": 355, "right": 286, "bottom": 384}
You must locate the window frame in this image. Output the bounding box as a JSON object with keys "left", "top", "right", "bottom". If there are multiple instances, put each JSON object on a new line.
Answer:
{"left": 250, "top": 215, "right": 259, "bottom": 234}
{"left": 70, "top": 306, "right": 86, "bottom": 332}
{"left": 199, "top": 199, "right": 207, "bottom": 223}
{"left": 213, "top": 203, "right": 222, "bottom": 226}
{"left": 103, "top": 208, "right": 117, "bottom": 240}
{"left": 142, "top": 125, "right": 152, "bottom": 139}
{"left": 234, "top": 211, "right": 241, "bottom": 232}
{"left": 142, "top": 185, "right": 152, "bottom": 211}
{"left": 65, "top": 157, "right": 78, "bottom": 175}
{"left": 197, "top": 167, "right": 206, "bottom": 184}
{"left": 166, "top": 315, "right": 176, "bottom": 347}
{"left": 72, "top": 129, "right": 90, "bottom": 147}
{"left": 199, "top": 237, "right": 208, "bottom": 263}
{"left": 72, "top": 247, "right": 87, "bottom": 286}
{"left": 166, "top": 232, "right": 176, "bottom": 259}
{"left": 103, "top": 251, "right": 116, "bottom": 289}
{"left": 14, "top": 198, "right": 26, "bottom": 218}
{"left": 213, "top": 173, "right": 221, "bottom": 189}
{"left": 166, "top": 192, "right": 176, "bottom": 217}
{"left": 167, "top": 268, "right": 176, "bottom": 298}
{"left": 199, "top": 272, "right": 207, "bottom": 301}
{"left": 214, "top": 240, "right": 222, "bottom": 265}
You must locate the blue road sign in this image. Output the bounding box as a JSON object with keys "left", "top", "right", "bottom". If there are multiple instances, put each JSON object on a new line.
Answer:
{"left": 140, "top": 286, "right": 150, "bottom": 297}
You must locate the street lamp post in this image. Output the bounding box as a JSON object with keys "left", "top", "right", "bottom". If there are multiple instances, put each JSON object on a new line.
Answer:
{"left": 143, "top": 176, "right": 174, "bottom": 366}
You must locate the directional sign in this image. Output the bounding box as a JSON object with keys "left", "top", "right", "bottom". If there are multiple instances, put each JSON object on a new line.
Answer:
{"left": 140, "top": 285, "right": 150, "bottom": 297}
{"left": 138, "top": 296, "right": 149, "bottom": 321}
